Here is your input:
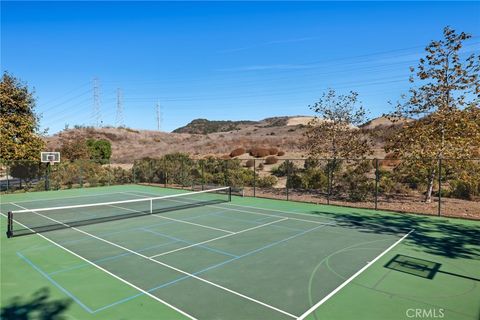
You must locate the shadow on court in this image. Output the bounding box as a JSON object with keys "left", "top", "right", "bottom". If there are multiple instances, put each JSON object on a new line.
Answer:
{"left": 309, "top": 209, "right": 480, "bottom": 260}
{"left": 0, "top": 288, "right": 72, "bottom": 320}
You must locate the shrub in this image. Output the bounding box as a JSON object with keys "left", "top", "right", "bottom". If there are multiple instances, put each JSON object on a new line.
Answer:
{"left": 287, "top": 174, "right": 303, "bottom": 189}
{"left": 271, "top": 161, "right": 298, "bottom": 177}
{"left": 268, "top": 148, "right": 278, "bottom": 155}
{"left": 339, "top": 161, "right": 373, "bottom": 201}
{"left": 245, "top": 159, "right": 255, "bottom": 168}
{"left": 230, "top": 148, "right": 246, "bottom": 157}
{"left": 302, "top": 169, "right": 328, "bottom": 190}
{"left": 86, "top": 139, "right": 112, "bottom": 164}
{"left": 249, "top": 148, "right": 269, "bottom": 158}
{"left": 449, "top": 180, "right": 475, "bottom": 200}
{"left": 304, "top": 158, "right": 320, "bottom": 170}
{"left": 219, "top": 155, "right": 231, "bottom": 160}
{"left": 257, "top": 163, "right": 264, "bottom": 171}
{"left": 256, "top": 175, "right": 277, "bottom": 188}
{"left": 265, "top": 156, "right": 278, "bottom": 165}
{"left": 277, "top": 151, "right": 285, "bottom": 156}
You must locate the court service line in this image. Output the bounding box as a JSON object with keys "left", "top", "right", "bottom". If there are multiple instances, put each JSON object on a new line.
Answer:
{"left": 125, "top": 190, "right": 332, "bottom": 227}
{"left": 9, "top": 203, "right": 299, "bottom": 319}
{"left": 149, "top": 218, "right": 292, "bottom": 258}
{"left": 1, "top": 208, "right": 198, "bottom": 320}
{"left": 107, "top": 204, "right": 235, "bottom": 234}
{"left": 297, "top": 229, "right": 415, "bottom": 320}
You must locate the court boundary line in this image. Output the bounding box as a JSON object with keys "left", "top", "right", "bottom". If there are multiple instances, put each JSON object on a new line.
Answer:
{"left": 9, "top": 203, "right": 299, "bottom": 319}
{"left": 0, "top": 210, "right": 198, "bottom": 320}
{"left": 297, "top": 229, "right": 415, "bottom": 320}
{"left": 4, "top": 191, "right": 141, "bottom": 205}
{"left": 108, "top": 204, "right": 235, "bottom": 234}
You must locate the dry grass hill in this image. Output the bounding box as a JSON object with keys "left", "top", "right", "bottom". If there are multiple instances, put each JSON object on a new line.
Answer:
{"left": 45, "top": 116, "right": 410, "bottom": 163}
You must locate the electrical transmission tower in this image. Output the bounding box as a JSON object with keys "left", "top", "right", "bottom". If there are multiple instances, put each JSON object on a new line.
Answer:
{"left": 156, "top": 100, "right": 163, "bottom": 131}
{"left": 93, "top": 77, "right": 102, "bottom": 127}
{"left": 115, "top": 88, "right": 124, "bottom": 127}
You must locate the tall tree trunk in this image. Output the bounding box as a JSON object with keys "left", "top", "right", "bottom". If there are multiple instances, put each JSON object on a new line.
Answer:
{"left": 425, "top": 167, "right": 436, "bottom": 203}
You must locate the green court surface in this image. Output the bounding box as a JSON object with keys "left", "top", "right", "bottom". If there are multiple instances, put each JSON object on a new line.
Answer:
{"left": 1, "top": 185, "right": 479, "bottom": 320}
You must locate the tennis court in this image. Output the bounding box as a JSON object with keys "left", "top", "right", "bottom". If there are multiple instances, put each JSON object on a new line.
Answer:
{"left": 1, "top": 184, "right": 479, "bottom": 320}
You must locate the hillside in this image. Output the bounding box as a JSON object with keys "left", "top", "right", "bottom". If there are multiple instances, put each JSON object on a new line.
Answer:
{"left": 45, "top": 116, "right": 401, "bottom": 163}
{"left": 172, "top": 116, "right": 307, "bottom": 134}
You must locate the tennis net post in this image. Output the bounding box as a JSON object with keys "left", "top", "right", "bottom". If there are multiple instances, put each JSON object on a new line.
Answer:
{"left": 6, "top": 211, "right": 13, "bottom": 238}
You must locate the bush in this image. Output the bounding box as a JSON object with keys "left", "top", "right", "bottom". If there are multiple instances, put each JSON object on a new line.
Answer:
{"left": 287, "top": 174, "right": 303, "bottom": 189}
{"left": 302, "top": 169, "right": 328, "bottom": 190}
{"left": 304, "top": 158, "right": 320, "bottom": 170}
{"left": 230, "top": 148, "right": 246, "bottom": 157}
{"left": 86, "top": 139, "right": 112, "bottom": 164}
{"left": 339, "top": 161, "right": 373, "bottom": 201}
{"left": 277, "top": 151, "right": 285, "bottom": 156}
{"left": 449, "top": 180, "right": 475, "bottom": 200}
{"left": 249, "top": 148, "right": 270, "bottom": 158}
{"left": 245, "top": 159, "right": 255, "bottom": 168}
{"left": 265, "top": 156, "right": 278, "bottom": 165}
{"left": 268, "top": 148, "right": 278, "bottom": 155}
{"left": 271, "top": 161, "right": 298, "bottom": 177}
{"left": 256, "top": 175, "right": 277, "bottom": 188}
{"left": 257, "top": 163, "right": 264, "bottom": 171}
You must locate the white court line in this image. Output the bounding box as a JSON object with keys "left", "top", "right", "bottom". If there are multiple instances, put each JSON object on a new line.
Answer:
{"left": 8, "top": 187, "right": 229, "bottom": 214}
{"left": 128, "top": 190, "right": 404, "bottom": 235}
{"left": 149, "top": 218, "right": 292, "bottom": 258}
{"left": 1, "top": 208, "right": 197, "bottom": 320}
{"left": 224, "top": 202, "right": 404, "bottom": 234}
{"left": 9, "top": 203, "right": 298, "bottom": 319}
{"left": 297, "top": 229, "right": 415, "bottom": 320}
{"left": 107, "top": 204, "right": 235, "bottom": 234}
{"left": 4, "top": 191, "right": 139, "bottom": 205}
{"left": 124, "top": 190, "right": 332, "bottom": 227}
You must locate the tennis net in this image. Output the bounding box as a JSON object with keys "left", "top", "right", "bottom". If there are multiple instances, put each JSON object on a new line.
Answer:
{"left": 6, "top": 187, "right": 231, "bottom": 237}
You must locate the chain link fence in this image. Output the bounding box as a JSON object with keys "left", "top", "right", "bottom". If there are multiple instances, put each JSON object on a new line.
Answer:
{"left": 1, "top": 157, "right": 479, "bottom": 219}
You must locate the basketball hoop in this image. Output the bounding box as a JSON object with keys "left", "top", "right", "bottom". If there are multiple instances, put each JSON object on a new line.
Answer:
{"left": 41, "top": 152, "right": 61, "bottom": 165}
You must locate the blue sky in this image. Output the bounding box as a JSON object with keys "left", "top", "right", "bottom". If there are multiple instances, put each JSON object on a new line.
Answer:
{"left": 1, "top": 1, "right": 479, "bottom": 134}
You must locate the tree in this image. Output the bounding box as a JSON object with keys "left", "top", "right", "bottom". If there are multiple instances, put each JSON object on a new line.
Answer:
{"left": 59, "top": 136, "right": 90, "bottom": 161}
{"left": 305, "top": 89, "right": 372, "bottom": 160}
{"left": 86, "top": 139, "right": 112, "bottom": 164}
{"left": 0, "top": 73, "right": 45, "bottom": 161}
{"left": 305, "top": 89, "right": 373, "bottom": 196}
{"left": 386, "top": 27, "right": 480, "bottom": 202}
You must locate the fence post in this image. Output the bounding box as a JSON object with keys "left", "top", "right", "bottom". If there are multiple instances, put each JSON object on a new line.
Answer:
{"left": 6, "top": 163, "right": 10, "bottom": 192}
{"left": 79, "top": 161, "right": 83, "bottom": 188}
{"left": 45, "top": 163, "right": 50, "bottom": 191}
{"left": 223, "top": 160, "right": 228, "bottom": 187}
{"left": 286, "top": 160, "right": 290, "bottom": 201}
{"left": 374, "top": 158, "right": 379, "bottom": 210}
{"left": 132, "top": 163, "right": 136, "bottom": 184}
{"left": 253, "top": 159, "right": 256, "bottom": 197}
{"left": 181, "top": 159, "right": 185, "bottom": 189}
{"left": 327, "top": 159, "right": 331, "bottom": 205}
{"left": 164, "top": 159, "right": 167, "bottom": 188}
{"left": 201, "top": 161, "right": 205, "bottom": 190}
{"left": 438, "top": 158, "right": 442, "bottom": 216}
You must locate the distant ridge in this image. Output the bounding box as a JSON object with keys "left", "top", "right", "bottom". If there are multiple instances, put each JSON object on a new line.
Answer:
{"left": 172, "top": 116, "right": 309, "bottom": 134}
